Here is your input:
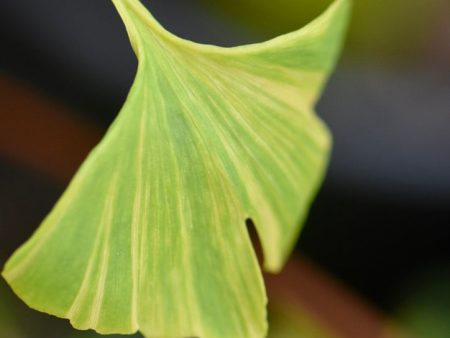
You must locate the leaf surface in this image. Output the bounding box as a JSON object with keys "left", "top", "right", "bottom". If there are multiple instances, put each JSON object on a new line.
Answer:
{"left": 2, "top": 0, "right": 349, "bottom": 337}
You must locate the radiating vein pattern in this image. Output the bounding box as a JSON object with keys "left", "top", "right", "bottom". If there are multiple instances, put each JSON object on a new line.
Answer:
{"left": 2, "top": 0, "right": 350, "bottom": 337}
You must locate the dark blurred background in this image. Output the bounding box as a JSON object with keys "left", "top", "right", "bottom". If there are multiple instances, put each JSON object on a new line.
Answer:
{"left": 0, "top": 0, "right": 449, "bottom": 337}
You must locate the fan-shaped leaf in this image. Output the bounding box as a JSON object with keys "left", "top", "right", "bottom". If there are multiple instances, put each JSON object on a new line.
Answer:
{"left": 2, "top": 0, "right": 349, "bottom": 337}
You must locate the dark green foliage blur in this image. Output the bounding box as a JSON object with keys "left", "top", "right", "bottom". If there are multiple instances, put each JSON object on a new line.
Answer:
{"left": 200, "top": 0, "right": 448, "bottom": 66}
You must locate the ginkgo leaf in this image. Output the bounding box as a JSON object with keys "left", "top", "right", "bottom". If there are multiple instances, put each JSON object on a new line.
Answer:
{"left": 2, "top": 0, "right": 349, "bottom": 337}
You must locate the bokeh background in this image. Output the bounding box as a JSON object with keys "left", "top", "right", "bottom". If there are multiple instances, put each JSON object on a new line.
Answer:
{"left": 0, "top": 0, "right": 449, "bottom": 337}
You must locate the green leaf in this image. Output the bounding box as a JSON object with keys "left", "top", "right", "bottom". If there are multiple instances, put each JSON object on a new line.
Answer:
{"left": 2, "top": 0, "right": 349, "bottom": 337}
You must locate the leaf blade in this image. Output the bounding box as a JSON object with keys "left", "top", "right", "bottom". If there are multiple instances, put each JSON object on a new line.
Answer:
{"left": 3, "top": 0, "right": 350, "bottom": 337}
